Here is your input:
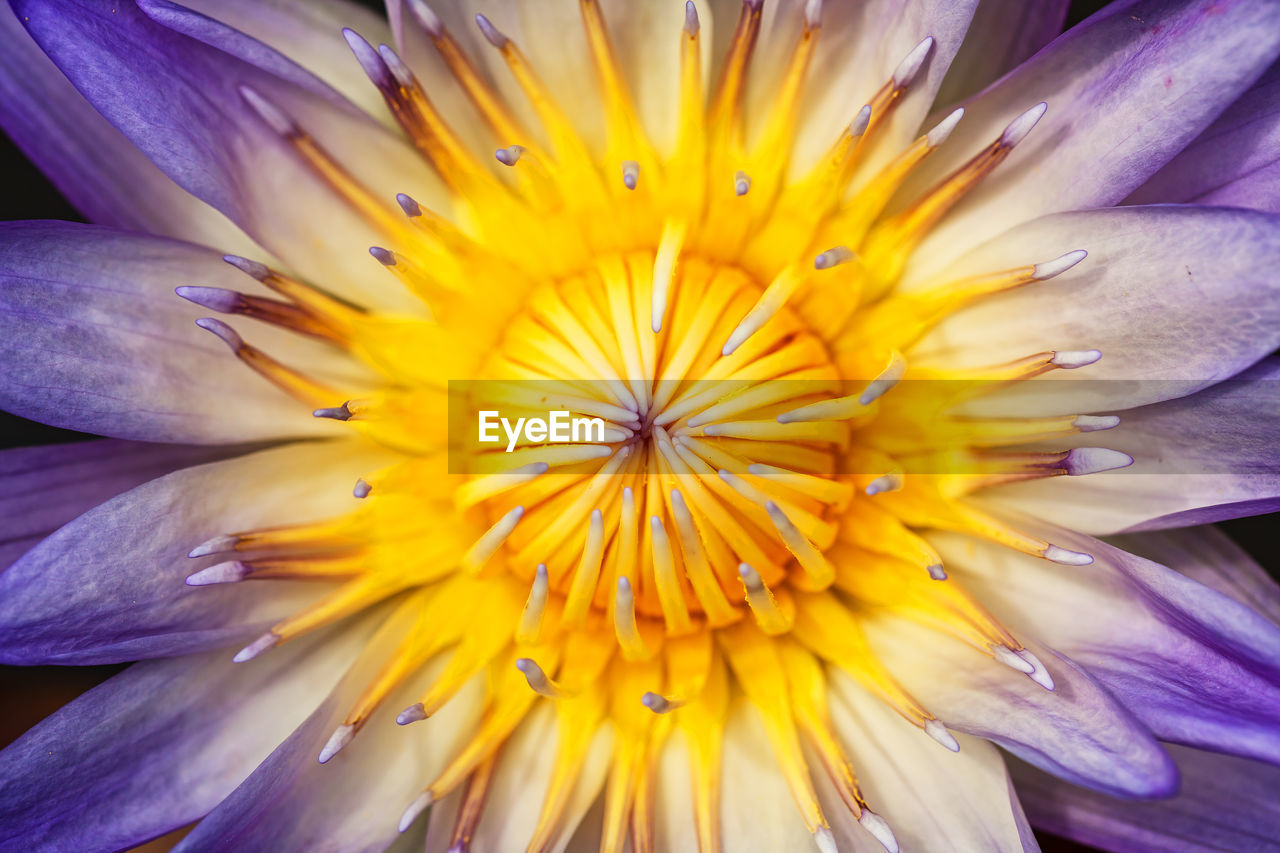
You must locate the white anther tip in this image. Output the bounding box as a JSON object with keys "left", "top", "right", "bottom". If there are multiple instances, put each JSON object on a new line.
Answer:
{"left": 924, "top": 719, "right": 960, "bottom": 752}
{"left": 187, "top": 534, "right": 237, "bottom": 559}
{"left": 222, "top": 254, "right": 270, "bottom": 281}
{"left": 1051, "top": 349, "right": 1102, "bottom": 369}
{"left": 238, "top": 84, "right": 295, "bottom": 136}
{"left": 474, "top": 13, "right": 507, "bottom": 48}
{"left": 734, "top": 170, "right": 752, "bottom": 196}
{"left": 407, "top": 0, "right": 444, "bottom": 36}
{"left": 1033, "top": 249, "right": 1088, "bottom": 280}
{"left": 992, "top": 644, "right": 1035, "bottom": 674}
{"left": 927, "top": 107, "right": 964, "bottom": 147}
{"left": 1043, "top": 544, "right": 1094, "bottom": 566}
{"left": 1001, "top": 101, "right": 1048, "bottom": 147}
{"left": 803, "top": 0, "right": 823, "bottom": 29}
{"left": 1063, "top": 447, "right": 1133, "bottom": 476}
{"left": 233, "top": 631, "right": 278, "bottom": 663}
{"left": 849, "top": 104, "right": 872, "bottom": 138}
{"left": 398, "top": 792, "right": 433, "bottom": 833}
{"left": 1019, "top": 649, "right": 1056, "bottom": 690}
{"left": 813, "top": 826, "right": 837, "bottom": 853}
{"left": 621, "top": 160, "right": 640, "bottom": 190}
{"left": 926, "top": 563, "right": 947, "bottom": 581}
{"left": 1074, "top": 414, "right": 1120, "bottom": 432}
{"left": 495, "top": 145, "right": 525, "bottom": 166}
{"left": 175, "top": 285, "right": 240, "bottom": 314}
{"left": 865, "top": 474, "right": 902, "bottom": 496}
{"left": 684, "top": 1, "right": 700, "bottom": 35}
{"left": 397, "top": 703, "right": 426, "bottom": 726}
{"left": 893, "top": 36, "right": 934, "bottom": 88}
{"left": 195, "top": 317, "right": 243, "bottom": 351}
{"left": 318, "top": 724, "right": 354, "bottom": 764}
{"left": 353, "top": 478, "right": 372, "bottom": 499}
{"left": 641, "top": 692, "right": 670, "bottom": 713}
{"left": 859, "top": 809, "right": 900, "bottom": 853}
{"left": 185, "top": 560, "right": 247, "bottom": 586}
{"left": 814, "top": 246, "right": 854, "bottom": 270}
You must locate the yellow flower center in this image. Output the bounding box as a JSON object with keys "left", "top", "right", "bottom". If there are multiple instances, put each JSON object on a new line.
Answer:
{"left": 180, "top": 2, "right": 1129, "bottom": 849}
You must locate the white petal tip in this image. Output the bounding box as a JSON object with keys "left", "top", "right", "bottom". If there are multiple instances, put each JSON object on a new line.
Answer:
{"left": 317, "top": 724, "right": 354, "bottom": 764}
{"left": 1063, "top": 447, "right": 1134, "bottom": 476}
{"left": 859, "top": 810, "right": 899, "bottom": 853}
{"left": 1001, "top": 102, "right": 1048, "bottom": 147}
{"left": 924, "top": 719, "right": 960, "bottom": 752}
{"left": 1043, "top": 544, "right": 1093, "bottom": 566}
{"left": 398, "top": 792, "right": 433, "bottom": 833}
{"left": 1033, "top": 249, "right": 1088, "bottom": 280}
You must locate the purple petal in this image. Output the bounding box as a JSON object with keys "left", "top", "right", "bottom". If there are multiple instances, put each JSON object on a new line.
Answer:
{"left": 175, "top": 0, "right": 397, "bottom": 127}
{"left": 1129, "top": 58, "right": 1280, "bottom": 212}
{"left": 939, "top": 523, "right": 1280, "bottom": 766}
{"left": 827, "top": 670, "right": 1043, "bottom": 851}
{"left": 0, "top": 439, "right": 253, "bottom": 572}
{"left": 934, "top": 0, "right": 1070, "bottom": 107}
{"left": 910, "top": 206, "right": 1280, "bottom": 409}
{"left": 1011, "top": 743, "right": 1280, "bottom": 853}
{"left": 1113, "top": 526, "right": 1280, "bottom": 626}
{"left": 12, "top": 0, "right": 440, "bottom": 312}
{"left": 0, "top": 221, "right": 345, "bottom": 443}
{"left": 979, "top": 359, "right": 1280, "bottom": 534}
{"left": 174, "top": 603, "right": 483, "bottom": 853}
{"left": 0, "top": 627, "right": 363, "bottom": 853}
{"left": 0, "top": 8, "right": 259, "bottom": 253}
{"left": 865, "top": 616, "right": 1178, "bottom": 797}
{"left": 903, "top": 0, "right": 1280, "bottom": 268}
{"left": 0, "top": 440, "right": 388, "bottom": 664}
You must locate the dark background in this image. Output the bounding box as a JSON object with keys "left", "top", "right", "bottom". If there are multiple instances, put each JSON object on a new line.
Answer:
{"left": 0, "top": 1, "right": 1274, "bottom": 851}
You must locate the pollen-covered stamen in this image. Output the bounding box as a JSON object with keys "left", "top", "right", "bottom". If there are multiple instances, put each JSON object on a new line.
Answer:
{"left": 738, "top": 562, "right": 792, "bottom": 634}
{"left": 515, "top": 657, "right": 573, "bottom": 698}
{"left": 516, "top": 563, "right": 550, "bottom": 644}
{"left": 462, "top": 505, "right": 526, "bottom": 574}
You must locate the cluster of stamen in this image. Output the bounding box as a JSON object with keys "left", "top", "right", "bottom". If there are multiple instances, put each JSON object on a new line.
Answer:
{"left": 175, "top": 2, "right": 1136, "bottom": 850}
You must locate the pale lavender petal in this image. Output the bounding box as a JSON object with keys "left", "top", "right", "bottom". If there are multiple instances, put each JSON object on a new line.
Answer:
{"left": 909, "top": 206, "right": 1280, "bottom": 410}
{"left": 174, "top": 606, "right": 484, "bottom": 853}
{"left": 0, "top": 440, "right": 390, "bottom": 664}
{"left": 937, "top": 524, "right": 1280, "bottom": 766}
{"left": 979, "top": 359, "right": 1280, "bottom": 534}
{"left": 0, "top": 439, "right": 255, "bottom": 572}
{"left": 1011, "top": 743, "right": 1280, "bottom": 853}
{"left": 902, "top": 0, "right": 1280, "bottom": 271}
{"left": 0, "top": 626, "right": 365, "bottom": 852}
{"left": 1112, "top": 526, "right": 1280, "bottom": 626}
{"left": 1129, "top": 59, "right": 1280, "bottom": 211}
{"left": 0, "top": 8, "right": 261, "bottom": 254}
{"left": 176, "top": 0, "right": 397, "bottom": 127}
{"left": 13, "top": 0, "right": 441, "bottom": 312}
{"left": 865, "top": 616, "right": 1178, "bottom": 797}
{"left": 0, "top": 221, "right": 344, "bottom": 443}
{"left": 934, "top": 0, "right": 1070, "bottom": 107}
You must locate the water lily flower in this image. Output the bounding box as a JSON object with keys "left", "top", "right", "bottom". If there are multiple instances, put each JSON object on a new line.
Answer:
{"left": 2, "top": 0, "right": 1280, "bottom": 851}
